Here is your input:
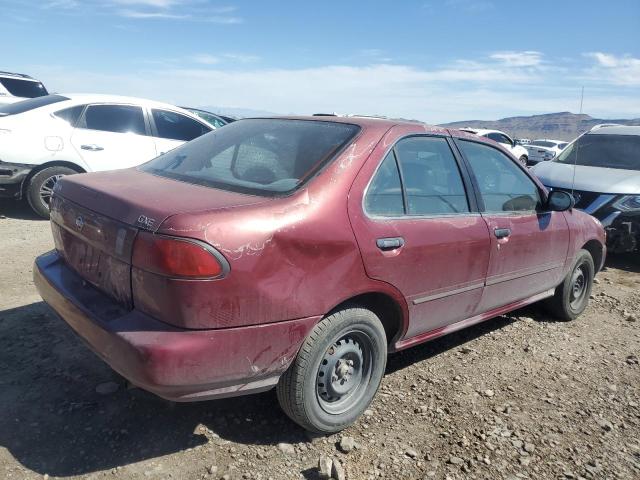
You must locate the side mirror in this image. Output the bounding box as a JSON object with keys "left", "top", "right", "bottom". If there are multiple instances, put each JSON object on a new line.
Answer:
{"left": 546, "top": 190, "right": 574, "bottom": 212}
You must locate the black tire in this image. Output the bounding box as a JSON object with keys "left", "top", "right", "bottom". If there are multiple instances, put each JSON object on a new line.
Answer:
{"left": 519, "top": 155, "right": 528, "bottom": 167}
{"left": 26, "top": 166, "right": 77, "bottom": 219}
{"left": 546, "top": 249, "right": 595, "bottom": 321}
{"left": 277, "top": 306, "right": 387, "bottom": 433}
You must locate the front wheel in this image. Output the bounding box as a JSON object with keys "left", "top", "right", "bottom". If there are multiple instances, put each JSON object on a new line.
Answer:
{"left": 546, "top": 249, "right": 595, "bottom": 321}
{"left": 277, "top": 306, "right": 387, "bottom": 433}
{"left": 26, "top": 166, "right": 77, "bottom": 219}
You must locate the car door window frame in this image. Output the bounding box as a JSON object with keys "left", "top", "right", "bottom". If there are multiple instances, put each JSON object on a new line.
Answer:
{"left": 148, "top": 107, "right": 212, "bottom": 141}
{"left": 451, "top": 137, "right": 549, "bottom": 215}
{"left": 76, "top": 103, "right": 151, "bottom": 136}
{"left": 363, "top": 134, "right": 480, "bottom": 220}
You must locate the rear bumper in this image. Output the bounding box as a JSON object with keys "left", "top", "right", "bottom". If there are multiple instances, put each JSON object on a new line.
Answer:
{"left": 34, "top": 251, "right": 320, "bottom": 401}
{"left": 0, "top": 161, "right": 33, "bottom": 199}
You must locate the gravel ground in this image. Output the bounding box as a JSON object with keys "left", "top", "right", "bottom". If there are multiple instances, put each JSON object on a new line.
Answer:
{"left": 1, "top": 198, "right": 639, "bottom": 480}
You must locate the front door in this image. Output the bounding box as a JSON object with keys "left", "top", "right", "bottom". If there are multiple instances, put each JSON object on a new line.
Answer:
{"left": 454, "top": 138, "right": 570, "bottom": 311}
{"left": 349, "top": 133, "right": 492, "bottom": 340}
{"left": 70, "top": 103, "right": 157, "bottom": 172}
{"left": 149, "top": 108, "right": 211, "bottom": 156}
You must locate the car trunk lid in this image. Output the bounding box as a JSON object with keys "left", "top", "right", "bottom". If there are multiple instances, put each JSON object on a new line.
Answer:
{"left": 51, "top": 169, "right": 269, "bottom": 307}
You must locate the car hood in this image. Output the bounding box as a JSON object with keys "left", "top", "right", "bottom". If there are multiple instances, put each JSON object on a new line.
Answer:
{"left": 532, "top": 161, "right": 640, "bottom": 194}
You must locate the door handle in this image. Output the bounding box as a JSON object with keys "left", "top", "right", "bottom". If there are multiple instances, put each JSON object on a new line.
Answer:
{"left": 81, "top": 144, "right": 104, "bottom": 151}
{"left": 494, "top": 228, "right": 511, "bottom": 239}
{"left": 376, "top": 237, "right": 404, "bottom": 250}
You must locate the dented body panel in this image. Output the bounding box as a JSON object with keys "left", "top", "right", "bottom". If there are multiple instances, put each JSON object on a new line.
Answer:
{"left": 34, "top": 116, "right": 606, "bottom": 402}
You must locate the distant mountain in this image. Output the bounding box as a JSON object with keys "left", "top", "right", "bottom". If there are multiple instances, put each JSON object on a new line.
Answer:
{"left": 199, "top": 106, "right": 281, "bottom": 119}
{"left": 440, "top": 112, "right": 640, "bottom": 141}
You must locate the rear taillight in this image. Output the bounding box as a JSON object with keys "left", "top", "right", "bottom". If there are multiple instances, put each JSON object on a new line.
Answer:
{"left": 132, "top": 232, "right": 227, "bottom": 279}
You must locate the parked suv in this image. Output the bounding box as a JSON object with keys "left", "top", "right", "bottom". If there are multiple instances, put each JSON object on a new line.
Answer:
{"left": 0, "top": 71, "right": 48, "bottom": 104}
{"left": 34, "top": 117, "right": 604, "bottom": 433}
{"left": 459, "top": 128, "right": 529, "bottom": 166}
{"left": 532, "top": 125, "right": 640, "bottom": 253}
{"left": 0, "top": 94, "right": 216, "bottom": 217}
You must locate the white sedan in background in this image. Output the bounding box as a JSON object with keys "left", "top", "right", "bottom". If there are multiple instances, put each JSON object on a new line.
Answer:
{"left": 0, "top": 94, "right": 216, "bottom": 217}
{"left": 459, "top": 128, "right": 529, "bottom": 166}
{"left": 525, "top": 139, "right": 569, "bottom": 165}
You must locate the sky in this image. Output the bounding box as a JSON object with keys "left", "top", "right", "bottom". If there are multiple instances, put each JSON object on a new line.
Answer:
{"left": 1, "top": 0, "right": 639, "bottom": 123}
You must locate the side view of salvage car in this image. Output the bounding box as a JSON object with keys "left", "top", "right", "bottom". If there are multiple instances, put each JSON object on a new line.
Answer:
{"left": 533, "top": 125, "right": 640, "bottom": 253}
{"left": 34, "top": 116, "right": 605, "bottom": 433}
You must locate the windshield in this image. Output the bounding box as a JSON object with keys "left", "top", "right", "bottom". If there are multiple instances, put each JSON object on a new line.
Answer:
{"left": 141, "top": 118, "right": 360, "bottom": 196}
{"left": 554, "top": 134, "right": 640, "bottom": 171}
{"left": 0, "top": 94, "right": 69, "bottom": 116}
{"left": 0, "top": 78, "right": 48, "bottom": 98}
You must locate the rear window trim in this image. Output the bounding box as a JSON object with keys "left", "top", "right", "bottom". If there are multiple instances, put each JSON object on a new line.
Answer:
{"left": 141, "top": 118, "right": 363, "bottom": 198}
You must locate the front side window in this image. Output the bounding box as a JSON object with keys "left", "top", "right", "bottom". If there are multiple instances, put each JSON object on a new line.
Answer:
{"left": 141, "top": 119, "right": 360, "bottom": 196}
{"left": 83, "top": 104, "right": 146, "bottom": 135}
{"left": 0, "top": 78, "right": 48, "bottom": 98}
{"left": 554, "top": 134, "right": 640, "bottom": 171}
{"left": 152, "top": 109, "right": 211, "bottom": 141}
{"left": 458, "top": 140, "right": 541, "bottom": 213}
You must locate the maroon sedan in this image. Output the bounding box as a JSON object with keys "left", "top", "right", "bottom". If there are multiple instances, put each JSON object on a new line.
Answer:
{"left": 34, "top": 116, "right": 605, "bottom": 433}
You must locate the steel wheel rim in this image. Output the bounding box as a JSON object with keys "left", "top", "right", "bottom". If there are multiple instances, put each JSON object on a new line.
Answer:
{"left": 316, "top": 331, "right": 373, "bottom": 415}
{"left": 39, "top": 174, "right": 64, "bottom": 207}
{"left": 570, "top": 264, "right": 587, "bottom": 309}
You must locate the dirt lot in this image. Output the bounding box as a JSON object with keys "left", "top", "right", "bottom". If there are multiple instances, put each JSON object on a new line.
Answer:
{"left": 1, "top": 198, "right": 639, "bottom": 480}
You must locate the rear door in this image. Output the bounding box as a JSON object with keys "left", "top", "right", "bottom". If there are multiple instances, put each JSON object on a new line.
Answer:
{"left": 454, "top": 138, "right": 569, "bottom": 311}
{"left": 349, "top": 130, "right": 492, "bottom": 340}
{"left": 70, "top": 103, "right": 157, "bottom": 171}
{"left": 149, "top": 108, "right": 211, "bottom": 155}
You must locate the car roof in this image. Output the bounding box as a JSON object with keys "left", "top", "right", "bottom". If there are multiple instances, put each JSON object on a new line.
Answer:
{"left": 0, "top": 71, "right": 41, "bottom": 82}
{"left": 459, "top": 127, "right": 506, "bottom": 136}
{"left": 257, "top": 114, "right": 436, "bottom": 130}
{"left": 62, "top": 93, "right": 194, "bottom": 111}
{"left": 587, "top": 125, "right": 640, "bottom": 136}
{"left": 532, "top": 138, "right": 565, "bottom": 143}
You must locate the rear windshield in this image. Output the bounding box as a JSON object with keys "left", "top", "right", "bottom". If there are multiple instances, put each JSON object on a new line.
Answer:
{"left": 531, "top": 140, "right": 556, "bottom": 147}
{"left": 141, "top": 118, "right": 360, "bottom": 196}
{"left": 0, "top": 77, "right": 48, "bottom": 98}
{"left": 0, "top": 94, "right": 69, "bottom": 116}
{"left": 554, "top": 134, "right": 640, "bottom": 171}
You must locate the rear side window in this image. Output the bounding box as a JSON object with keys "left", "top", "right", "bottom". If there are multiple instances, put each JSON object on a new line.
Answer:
{"left": 0, "top": 78, "right": 48, "bottom": 98}
{"left": 0, "top": 95, "right": 69, "bottom": 116}
{"left": 366, "top": 152, "right": 404, "bottom": 216}
{"left": 366, "top": 137, "right": 470, "bottom": 217}
{"left": 395, "top": 137, "right": 469, "bottom": 215}
{"left": 141, "top": 119, "right": 360, "bottom": 196}
{"left": 458, "top": 140, "right": 541, "bottom": 212}
{"left": 152, "top": 109, "right": 211, "bottom": 141}
{"left": 54, "top": 105, "right": 84, "bottom": 126}
{"left": 83, "top": 104, "right": 146, "bottom": 135}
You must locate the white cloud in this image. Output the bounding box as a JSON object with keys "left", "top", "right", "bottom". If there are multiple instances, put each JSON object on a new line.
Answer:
{"left": 22, "top": 51, "right": 639, "bottom": 124}
{"left": 117, "top": 9, "right": 188, "bottom": 19}
{"left": 490, "top": 51, "right": 543, "bottom": 67}
{"left": 585, "top": 52, "right": 640, "bottom": 86}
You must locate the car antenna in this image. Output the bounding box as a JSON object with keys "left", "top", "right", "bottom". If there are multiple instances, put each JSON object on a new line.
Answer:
{"left": 570, "top": 86, "right": 584, "bottom": 200}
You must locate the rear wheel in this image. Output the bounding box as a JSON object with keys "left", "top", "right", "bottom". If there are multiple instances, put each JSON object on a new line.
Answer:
{"left": 277, "top": 306, "right": 387, "bottom": 433}
{"left": 546, "top": 249, "right": 594, "bottom": 321}
{"left": 26, "top": 166, "right": 77, "bottom": 218}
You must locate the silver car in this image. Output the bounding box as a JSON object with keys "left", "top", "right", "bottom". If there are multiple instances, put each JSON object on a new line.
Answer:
{"left": 532, "top": 125, "right": 640, "bottom": 253}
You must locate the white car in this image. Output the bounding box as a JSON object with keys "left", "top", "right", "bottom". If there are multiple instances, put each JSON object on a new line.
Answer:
{"left": 459, "top": 128, "right": 529, "bottom": 166}
{"left": 0, "top": 94, "right": 216, "bottom": 217}
{"left": 0, "top": 71, "right": 49, "bottom": 105}
{"left": 525, "top": 139, "right": 569, "bottom": 165}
